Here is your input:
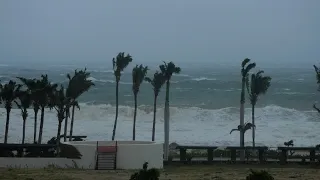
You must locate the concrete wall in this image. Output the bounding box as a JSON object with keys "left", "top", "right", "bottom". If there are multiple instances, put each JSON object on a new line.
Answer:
{"left": 117, "top": 142, "right": 163, "bottom": 169}
{"left": 0, "top": 141, "right": 163, "bottom": 170}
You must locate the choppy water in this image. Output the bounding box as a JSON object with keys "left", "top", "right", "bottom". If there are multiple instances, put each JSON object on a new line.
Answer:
{"left": 0, "top": 64, "right": 319, "bottom": 147}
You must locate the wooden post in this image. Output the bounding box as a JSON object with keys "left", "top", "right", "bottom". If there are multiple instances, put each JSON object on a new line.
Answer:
{"left": 207, "top": 149, "right": 213, "bottom": 162}
{"left": 231, "top": 149, "right": 236, "bottom": 162}
{"left": 258, "top": 149, "right": 264, "bottom": 162}
{"left": 280, "top": 149, "right": 287, "bottom": 164}
{"left": 180, "top": 148, "right": 187, "bottom": 161}
{"left": 310, "top": 149, "right": 316, "bottom": 162}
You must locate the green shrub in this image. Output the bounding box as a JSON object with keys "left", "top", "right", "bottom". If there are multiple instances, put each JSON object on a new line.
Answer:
{"left": 246, "top": 169, "right": 274, "bottom": 180}
{"left": 129, "top": 162, "right": 160, "bottom": 180}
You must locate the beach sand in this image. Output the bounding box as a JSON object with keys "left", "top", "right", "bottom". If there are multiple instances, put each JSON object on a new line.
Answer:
{"left": 1, "top": 164, "right": 320, "bottom": 180}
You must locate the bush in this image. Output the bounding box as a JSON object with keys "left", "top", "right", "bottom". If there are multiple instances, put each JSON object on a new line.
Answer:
{"left": 129, "top": 162, "right": 160, "bottom": 180}
{"left": 246, "top": 169, "right": 274, "bottom": 180}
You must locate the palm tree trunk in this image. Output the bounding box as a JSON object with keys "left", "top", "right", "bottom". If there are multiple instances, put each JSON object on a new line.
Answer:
{"left": 133, "top": 94, "right": 137, "bottom": 141}
{"left": 164, "top": 80, "right": 170, "bottom": 161}
{"left": 33, "top": 108, "right": 38, "bottom": 143}
{"left": 22, "top": 118, "right": 26, "bottom": 144}
{"left": 112, "top": 81, "right": 119, "bottom": 141}
{"left": 152, "top": 94, "right": 157, "bottom": 141}
{"left": 64, "top": 108, "right": 69, "bottom": 142}
{"left": 240, "top": 77, "right": 246, "bottom": 161}
{"left": 252, "top": 104, "right": 255, "bottom": 148}
{"left": 69, "top": 105, "right": 76, "bottom": 141}
{"left": 4, "top": 108, "right": 10, "bottom": 144}
{"left": 56, "top": 120, "right": 62, "bottom": 156}
{"left": 38, "top": 106, "right": 45, "bottom": 144}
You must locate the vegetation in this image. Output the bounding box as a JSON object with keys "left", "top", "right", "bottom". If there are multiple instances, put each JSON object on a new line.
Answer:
{"left": 240, "top": 59, "right": 256, "bottom": 149}
{"left": 129, "top": 162, "right": 160, "bottom": 180}
{"left": 14, "top": 90, "right": 32, "bottom": 144}
{"left": 112, "top": 52, "right": 133, "bottom": 141}
{"left": 145, "top": 71, "right": 166, "bottom": 141}
{"left": 159, "top": 61, "right": 181, "bottom": 160}
{"left": 246, "top": 169, "right": 274, "bottom": 180}
{"left": 1, "top": 80, "right": 21, "bottom": 143}
{"left": 65, "top": 68, "right": 94, "bottom": 141}
{"left": 313, "top": 65, "right": 320, "bottom": 112}
{"left": 246, "top": 70, "right": 271, "bottom": 147}
{"left": 132, "top": 65, "right": 148, "bottom": 140}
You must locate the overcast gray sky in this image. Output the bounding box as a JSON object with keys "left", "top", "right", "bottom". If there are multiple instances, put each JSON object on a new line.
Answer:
{"left": 0, "top": 0, "right": 319, "bottom": 67}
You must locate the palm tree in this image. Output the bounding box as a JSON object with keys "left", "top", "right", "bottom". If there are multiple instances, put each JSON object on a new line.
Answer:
{"left": 111, "top": 52, "right": 133, "bottom": 141}
{"left": 49, "top": 85, "right": 68, "bottom": 154}
{"left": 239, "top": 58, "right": 256, "bottom": 160}
{"left": 66, "top": 68, "right": 94, "bottom": 141}
{"left": 159, "top": 61, "right": 181, "bottom": 161}
{"left": 145, "top": 71, "right": 166, "bottom": 141}
{"left": 15, "top": 90, "right": 32, "bottom": 144}
{"left": 1, "top": 80, "right": 21, "bottom": 143}
{"left": 313, "top": 65, "right": 320, "bottom": 112}
{"left": 246, "top": 71, "right": 271, "bottom": 148}
{"left": 131, "top": 65, "right": 148, "bottom": 140}
{"left": 17, "top": 77, "right": 40, "bottom": 143}
{"left": 37, "top": 75, "right": 57, "bottom": 144}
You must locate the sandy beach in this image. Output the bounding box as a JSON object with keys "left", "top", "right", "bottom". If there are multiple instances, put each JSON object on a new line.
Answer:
{"left": 1, "top": 164, "right": 320, "bottom": 180}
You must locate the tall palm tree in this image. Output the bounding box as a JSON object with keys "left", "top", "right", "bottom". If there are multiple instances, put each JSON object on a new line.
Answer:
{"left": 145, "top": 71, "right": 166, "bottom": 141}
{"left": 15, "top": 90, "right": 32, "bottom": 144}
{"left": 159, "top": 61, "right": 181, "bottom": 161}
{"left": 132, "top": 65, "right": 148, "bottom": 140}
{"left": 1, "top": 80, "right": 21, "bottom": 143}
{"left": 239, "top": 58, "right": 256, "bottom": 160}
{"left": 17, "top": 77, "right": 40, "bottom": 143}
{"left": 246, "top": 71, "right": 271, "bottom": 147}
{"left": 111, "top": 52, "right": 133, "bottom": 141}
{"left": 37, "top": 75, "right": 57, "bottom": 144}
{"left": 66, "top": 68, "right": 94, "bottom": 141}
{"left": 313, "top": 65, "right": 320, "bottom": 112}
{"left": 49, "top": 85, "right": 68, "bottom": 154}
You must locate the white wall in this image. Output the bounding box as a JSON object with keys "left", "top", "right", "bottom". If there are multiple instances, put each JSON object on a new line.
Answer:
{"left": 0, "top": 141, "right": 163, "bottom": 170}
{"left": 117, "top": 142, "right": 163, "bottom": 169}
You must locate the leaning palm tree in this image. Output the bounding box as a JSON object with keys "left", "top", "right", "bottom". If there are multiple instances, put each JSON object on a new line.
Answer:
{"left": 313, "top": 65, "right": 320, "bottom": 112}
{"left": 49, "top": 85, "right": 68, "bottom": 154}
{"left": 145, "top": 71, "right": 166, "bottom": 141}
{"left": 16, "top": 77, "right": 40, "bottom": 143}
{"left": 111, "top": 52, "right": 133, "bottom": 141}
{"left": 131, "top": 65, "right": 148, "bottom": 140}
{"left": 246, "top": 71, "right": 271, "bottom": 148}
{"left": 239, "top": 58, "right": 256, "bottom": 160}
{"left": 1, "top": 80, "right": 21, "bottom": 143}
{"left": 15, "top": 90, "right": 32, "bottom": 144}
{"left": 37, "top": 75, "right": 57, "bottom": 144}
{"left": 159, "top": 61, "right": 181, "bottom": 160}
{"left": 66, "top": 68, "right": 94, "bottom": 141}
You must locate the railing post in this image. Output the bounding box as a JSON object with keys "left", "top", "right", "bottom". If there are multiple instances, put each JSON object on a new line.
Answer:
{"left": 180, "top": 148, "right": 187, "bottom": 161}
{"left": 258, "top": 149, "right": 264, "bottom": 162}
{"left": 280, "top": 149, "right": 287, "bottom": 164}
{"left": 207, "top": 149, "right": 213, "bottom": 162}
{"left": 310, "top": 149, "right": 316, "bottom": 162}
{"left": 231, "top": 149, "right": 236, "bottom": 162}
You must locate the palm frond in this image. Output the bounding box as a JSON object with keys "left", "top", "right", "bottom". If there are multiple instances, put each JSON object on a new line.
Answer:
{"left": 241, "top": 58, "right": 251, "bottom": 68}
{"left": 243, "top": 63, "right": 256, "bottom": 76}
{"left": 132, "top": 64, "right": 149, "bottom": 94}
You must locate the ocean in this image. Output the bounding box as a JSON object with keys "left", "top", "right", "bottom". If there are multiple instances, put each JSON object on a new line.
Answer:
{"left": 0, "top": 63, "right": 319, "bottom": 147}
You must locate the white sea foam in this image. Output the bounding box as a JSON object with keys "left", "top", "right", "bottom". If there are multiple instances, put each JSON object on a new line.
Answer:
{"left": 0, "top": 104, "right": 318, "bottom": 147}
{"left": 191, "top": 77, "right": 217, "bottom": 81}
{"left": 87, "top": 77, "right": 131, "bottom": 84}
